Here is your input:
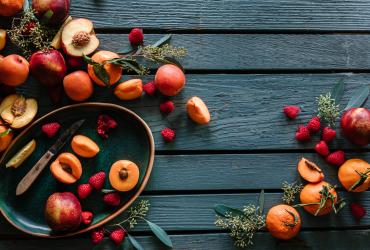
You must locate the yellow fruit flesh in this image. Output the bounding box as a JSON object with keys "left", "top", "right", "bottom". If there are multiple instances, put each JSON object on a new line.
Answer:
{"left": 6, "top": 139, "right": 36, "bottom": 168}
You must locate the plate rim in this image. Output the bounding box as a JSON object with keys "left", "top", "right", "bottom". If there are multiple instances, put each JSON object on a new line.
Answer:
{"left": 0, "top": 102, "right": 155, "bottom": 238}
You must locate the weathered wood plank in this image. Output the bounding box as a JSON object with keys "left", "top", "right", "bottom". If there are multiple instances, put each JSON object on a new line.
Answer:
{"left": 147, "top": 153, "right": 370, "bottom": 191}
{"left": 17, "top": 74, "right": 369, "bottom": 150}
{"left": 0, "top": 231, "right": 369, "bottom": 250}
{"left": 0, "top": 193, "right": 369, "bottom": 236}
{"left": 68, "top": 0, "right": 370, "bottom": 31}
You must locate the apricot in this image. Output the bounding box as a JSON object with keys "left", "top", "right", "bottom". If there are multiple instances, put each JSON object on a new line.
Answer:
{"left": 297, "top": 158, "right": 324, "bottom": 183}
{"left": 63, "top": 70, "right": 94, "bottom": 101}
{"left": 186, "top": 96, "right": 211, "bottom": 124}
{"left": 0, "top": 29, "right": 6, "bottom": 50}
{"left": 87, "top": 51, "right": 122, "bottom": 86}
{"left": 109, "top": 160, "right": 140, "bottom": 192}
{"left": 50, "top": 152, "right": 82, "bottom": 184}
{"left": 0, "top": 0, "right": 24, "bottom": 17}
{"left": 71, "top": 135, "right": 100, "bottom": 158}
{"left": 0, "top": 120, "right": 13, "bottom": 152}
{"left": 114, "top": 79, "right": 143, "bottom": 100}
{"left": 155, "top": 64, "right": 185, "bottom": 96}
{"left": 0, "top": 54, "right": 29, "bottom": 87}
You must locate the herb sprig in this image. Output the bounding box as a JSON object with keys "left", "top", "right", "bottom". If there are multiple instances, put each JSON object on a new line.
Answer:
{"left": 281, "top": 181, "right": 303, "bottom": 205}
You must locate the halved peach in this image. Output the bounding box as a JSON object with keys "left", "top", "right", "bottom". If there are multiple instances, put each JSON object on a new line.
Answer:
{"left": 71, "top": 135, "right": 100, "bottom": 158}
{"left": 50, "top": 152, "right": 82, "bottom": 184}
{"left": 109, "top": 160, "right": 140, "bottom": 192}
{"left": 297, "top": 158, "right": 324, "bottom": 183}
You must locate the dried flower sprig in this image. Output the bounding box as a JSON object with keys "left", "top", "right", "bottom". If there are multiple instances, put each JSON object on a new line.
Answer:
{"left": 141, "top": 44, "right": 188, "bottom": 63}
{"left": 108, "top": 199, "right": 150, "bottom": 229}
{"left": 281, "top": 181, "right": 303, "bottom": 205}
{"left": 7, "top": 9, "right": 55, "bottom": 58}
{"left": 316, "top": 93, "right": 340, "bottom": 127}
{"left": 215, "top": 205, "right": 265, "bottom": 248}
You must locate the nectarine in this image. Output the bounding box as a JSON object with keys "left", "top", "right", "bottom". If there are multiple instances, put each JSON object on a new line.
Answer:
{"left": 155, "top": 64, "right": 185, "bottom": 96}
{"left": 0, "top": 55, "right": 29, "bottom": 87}
{"left": 63, "top": 71, "right": 94, "bottom": 101}
{"left": 0, "top": 0, "right": 24, "bottom": 17}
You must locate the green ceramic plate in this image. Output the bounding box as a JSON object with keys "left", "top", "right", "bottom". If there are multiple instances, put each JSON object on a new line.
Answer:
{"left": 0, "top": 103, "right": 154, "bottom": 237}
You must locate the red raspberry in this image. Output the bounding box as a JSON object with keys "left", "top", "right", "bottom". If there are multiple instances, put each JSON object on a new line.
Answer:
{"left": 326, "top": 150, "right": 345, "bottom": 166}
{"left": 110, "top": 228, "right": 126, "bottom": 245}
{"left": 91, "top": 229, "right": 105, "bottom": 245}
{"left": 81, "top": 211, "right": 93, "bottom": 225}
{"left": 128, "top": 28, "right": 144, "bottom": 45}
{"left": 322, "top": 127, "right": 336, "bottom": 143}
{"left": 97, "top": 115, "right": 117, "bottom": 139}
{"left": 161, "top": 128, "right": 175, "bottom": 142}
{"left": 89, "top": 171, "right": 106, "bottom": 190}
{"left": 315, "top": 141, "right": 330, "bottom": 156}
{"left": 42, "top": 122, "right": 61, "bottom": 138}
{"left": 295, "top": 125, "right": 311, "bottom": 142}
{"left": 22, "top": 21, "right": 37, "bottom": 35}
{"left": 160, "top": 101, "right": 175, "bottom": 114}
{"left": 283, "top": 105, "right": 300, "bottom": 119}
{"left": 77, "top": 183, "right": 93, "bottom": 199}
{"left": 103, "top": 192, "right": 121, "bottom": 207}
{"left": 143, "top": 81, "right": 156, "bottom": 96}
{"left": 307, "top": 116, "right": 321, "bottom": 133}
{"left": 350, "top": 203, "right": 366, "bottom": 220}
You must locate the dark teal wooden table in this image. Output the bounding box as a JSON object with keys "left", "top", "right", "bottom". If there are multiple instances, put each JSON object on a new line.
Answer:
{"left": 1, "top": 1, "right": 370, "bottom": 249}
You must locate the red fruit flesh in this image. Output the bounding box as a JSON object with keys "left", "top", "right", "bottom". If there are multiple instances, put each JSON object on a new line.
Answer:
{"left": 44, "top": 192, "right": 82, "bottom": 231}
{"left": 29, "top": 50, "right": 67, "bottom": 87}
{"left": 32, "top": 0, "right": 70, "bottom": 26}
{"left": 341, "top": 108, "right": 370, "bottom": 146}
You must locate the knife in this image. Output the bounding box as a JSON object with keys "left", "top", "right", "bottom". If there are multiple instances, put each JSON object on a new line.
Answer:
{"left": 16, "top": 119, "right": 85, "bottom": 196}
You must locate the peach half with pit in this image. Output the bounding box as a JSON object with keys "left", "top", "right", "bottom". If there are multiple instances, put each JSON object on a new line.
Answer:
{"left": 109, "top": 160, "right": 140, "bottom": 192}
{"left": 50, "top": 152, "right": 82, "bottom": 184}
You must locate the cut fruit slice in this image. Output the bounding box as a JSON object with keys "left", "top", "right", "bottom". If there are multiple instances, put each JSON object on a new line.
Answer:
{"left": 1, "top": 98, "right": 38, "bottom": 129}
{"left": 297, "top": 158, "right": 324, "bottom": 183}
{"left": 6, "top": 139, "right": 36, "bottom": 168}
{"left": 0, "top": 94, "right": 18, "bottom": 114}
{"left": 61, "top": 18, "right": 99, "bottom": 57}
{"left": 51, "top": 16, "right": 73, "bottom": 49}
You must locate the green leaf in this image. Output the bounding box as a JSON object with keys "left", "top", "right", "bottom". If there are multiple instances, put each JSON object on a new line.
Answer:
{"left": 258, "top": 190, "right": 265, "bottom": 215}
{"left": 330, "top": 79, "right": 345, "bottom": 106}
{"left": 152, "top": 34, "right": 172, "bottom": 47}
{"left": 109, "top": 58, "right": 146, "bottom": 75}
{"left": 146, "top": 220, "right": 173, "bottom": 248}
{"left": 0, "top": 128, "right": 11, "bottom": 137}
{"left": 93, "top": 64, "right": 110, "bottom": 86}
{"left": 127, "top": 234, "right": 144, "bottom": 250}
{"left": 159, "top": 57, "right": 184, "bottom": 71}
{"left": 101, "top": 189, "right": 115, "bottom": 194}
{"left": 344, "top": 85, "right": 369, "bottom": 110}
{"left": 41, "top": 10, "right": 54, "bottom": 25}
{"left": 214, "top": 204, "right": 244, "bottom": 217}
{"left": 121, "top": 238, "right": 134, "bottom": 250}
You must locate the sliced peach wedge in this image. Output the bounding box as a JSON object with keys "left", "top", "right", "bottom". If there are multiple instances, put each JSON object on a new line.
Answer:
{"left": 297, "top": 158, "right": 324, "bottom": 183}
{"left": 61, "top": 18, "right": 100, "bottom": 57}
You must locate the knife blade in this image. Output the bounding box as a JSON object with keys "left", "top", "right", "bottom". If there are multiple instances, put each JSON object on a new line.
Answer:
{"left": 16, "top": 119, "right": 85, "bottom": 196}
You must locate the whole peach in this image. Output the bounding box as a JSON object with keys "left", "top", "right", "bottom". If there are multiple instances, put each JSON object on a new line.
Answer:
{"left": 155, "top": 64, "right": 185, "bottom": 96}
{"left": 63, "top": 71, "right": 94, "bottom": 101}
{"left": 0, "top": 54, "right": 29, "bottom": 87}
{"left": 32, "top": 0, "right": 70, "bottom": 26}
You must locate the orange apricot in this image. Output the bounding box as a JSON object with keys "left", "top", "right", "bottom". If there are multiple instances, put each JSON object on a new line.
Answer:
{"left": 114, "top": 79, "right": 143, "bottom": 100}
{"left": 0, "top": 120, "right": 13, "bottom": 152}
{"left": 0, "top": 54, "right": 29, "bottom": 87}
{"left": 186, "top": 96, "right": 211, "bottom": 124}
{"left": 50, "top": 152, "right": 82, "bottom": 184}
{"left": 63, "top": 70, "right": 94, "bottom": 101}
{"left": 0, "top": 0, "right": 24, "bottom": 17}
{"left": 266, "top": 204, "right": 301, "bottom": 240}
{"left": 338, "top": 159, "right": 370, "bottom": 192}
{"left": 87, "top": 50, "right": 122, "bottom": 86}
{"left": 297, "top": 158, "right": 324, "bottom": 183}
{"left": 109, "top": 160, "right": 140, "bottom": 192}
{"left": 71, "top": 135, "right": 100, "bottom": 158}
{"left": 299, "top": 181, "right": 337, "bottom": 216}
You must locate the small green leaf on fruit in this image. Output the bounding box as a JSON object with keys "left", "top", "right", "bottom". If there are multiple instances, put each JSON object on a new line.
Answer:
{"left": 93, "top": 64, "right": 110, "bottom": 86}
{"left": 344, "top": 85, "right": 369, "bottom": 110}
{"left": 146, "top": 220, "right": 173, "bottom": 248}
{"left": 0, "top": 128, "right": 11, "bottom": 137}
{"left": 214, "top": 204, "right": 244, "bottom": 217}
{"left": 41, "top": 10, "right": 54, "bottom": 25}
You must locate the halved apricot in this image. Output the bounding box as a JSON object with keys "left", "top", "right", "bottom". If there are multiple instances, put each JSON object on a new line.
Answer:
{"left": 109, "top": 160, "right": 140, "bottom": 192}
{"left": 71, "top": 135, "right": 100, "bottom": 158}
{"left": 297, "top": 158, "right": 324, "bottom": 183}
{"left": 50, "top": 152, "right": 82, "bottom": 184}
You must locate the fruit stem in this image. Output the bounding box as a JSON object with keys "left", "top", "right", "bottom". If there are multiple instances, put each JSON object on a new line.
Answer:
{"left": 349, "top": 168, "right": 370, "bottom": 191}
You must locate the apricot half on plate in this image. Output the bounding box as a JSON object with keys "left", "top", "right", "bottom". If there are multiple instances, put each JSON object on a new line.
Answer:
{"left": 109, "top": 160, "right": 140, "bottom": 192}
{"left": 71, "top": 135, "right": 100, "bottom": 158}
{"left": 50, "top": 152, "right": 82, "bottom": 184}
{"left": 297, "top": 158, "right": 324, "bottom": 183}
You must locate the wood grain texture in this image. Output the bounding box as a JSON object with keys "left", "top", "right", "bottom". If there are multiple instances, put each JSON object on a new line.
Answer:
{"left": 0, "top": 192, "right": 369, "bottom": 236}
{"left": 0, "top": 231, "right": 369, "bottom": 250}
{"left": 16, "top": 73, "right": 369, "bottom": 150}
{"left": 67, "top": 0, "right": 370, "bottom": 31}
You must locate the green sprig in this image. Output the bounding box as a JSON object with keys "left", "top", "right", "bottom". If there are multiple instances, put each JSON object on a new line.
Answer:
{"left": 281, "top": 181, "right": 303, "bottom": 205}
{"left": 317, "top": 93, "right": 340, "bottom": 127}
